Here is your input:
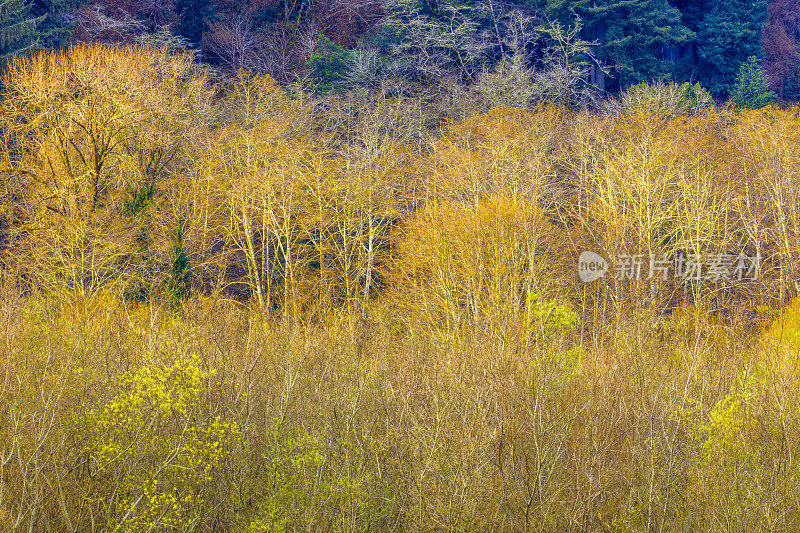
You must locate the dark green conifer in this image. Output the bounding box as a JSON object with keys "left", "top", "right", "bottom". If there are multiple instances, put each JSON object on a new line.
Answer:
{"left": 532, "top": 0, "right": 693, "bottom": 91}
{"left": 0, "top": 0, "right": 44, "bottom": 61}
{"left": 166, "top": 220, "right": 192, "bottom": 309}
{"left": 696, "top": 0, "right": 768, "bottom": 96}
{"left": 731, "top": 55, "right": 777, "bottom": 108}
{"left": 175, "top": 0, "right": 216, "bottom": 46}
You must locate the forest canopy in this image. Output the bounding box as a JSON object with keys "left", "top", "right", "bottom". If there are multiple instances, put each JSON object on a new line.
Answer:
{"left": 0, "top": 0, "right": 797, "bottom": 101}
{"left": 1, "top": 4, "right": 800, "bottom": 531}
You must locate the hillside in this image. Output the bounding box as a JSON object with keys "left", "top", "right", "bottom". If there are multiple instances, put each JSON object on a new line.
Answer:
{"left": 1, "top": 4, "right": 800, "bottom": 532}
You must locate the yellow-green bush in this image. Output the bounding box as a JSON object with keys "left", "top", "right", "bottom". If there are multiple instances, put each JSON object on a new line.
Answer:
{"left": 234, "top": 422, "right": 369, "bottom": 533}
{"left": 81, "top": 352, "right": 238, "bottom": 531}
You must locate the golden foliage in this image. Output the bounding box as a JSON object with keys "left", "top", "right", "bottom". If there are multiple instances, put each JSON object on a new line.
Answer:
{"left": 3, "top": 44, "right": 800, "bottom": 533}
{"left": 393, "top": 195, "right": 557, "bottom": 335}
{"left": 1, "top": 44, "right": 211, "bottom": 297}
{"left": 422, "top": 105, "right": 564, "bottom": 203}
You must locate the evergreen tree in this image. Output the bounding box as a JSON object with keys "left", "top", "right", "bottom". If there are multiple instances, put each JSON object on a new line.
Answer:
{"left": 306, "top": 33, "right": 354, "bottom": 94}
{"left": 175, "top": 0, "right": 216, "bottom": 46}
{"left": 32, "top": 0, "right": 85, "bottom": 50}
{"left": 594, "top": 0, "right": 693, "bottom": 88}
{"left": 532, "top": 0, "right": 693, "bottom": 91}
{"left": 166, "top": 220, "right": 192, "bottom": 309}
{"left": 696, "top": 0, "right": 768, "bottom": 96}
{"left": 0, "top": 0, "right": 44, "bottom": 61}
{"left": 731, "top": 55, "right": 777, "bottom": 108}
{"left": 665, "top": 0, "right": 713, "bottom": 79}
{"left": 669, "top": 0, "right": 714, "bottom": 34}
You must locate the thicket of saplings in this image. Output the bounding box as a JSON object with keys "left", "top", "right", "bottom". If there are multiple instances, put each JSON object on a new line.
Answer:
{"left": 1, "top": 44, "right": 800, "bottom": 532}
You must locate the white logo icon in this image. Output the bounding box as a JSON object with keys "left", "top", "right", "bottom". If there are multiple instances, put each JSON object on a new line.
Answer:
{"left": 578, "top": 251, "right": 608, "bottom": 282}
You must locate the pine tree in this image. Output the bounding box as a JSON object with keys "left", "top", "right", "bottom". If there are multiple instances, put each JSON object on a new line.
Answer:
{"left": 33, "top": 0, "right": 85, "bottom": 50}
{"left": 669, "top": 0, "right": 714, "bottom": 34}
{"left": 175, "top": 0, "right": 216, "bottom": 46}
{"left": 533, "top": 0, "right": 693, "bottom": 91}
{"left": 696, "top": 0, "right": 768, "bottom": 96}
{"left": 166, "top": 220, "right": 192, "bottom": 309}
{"left": 595, "top": 0, "right": 693, "bottom": 88}
{"left": 306, "top": 33, "right": 353, "bottom": 94}
{"left": 731, "top": 55, "right": 777, "bottom": 108}
{"left": 0, "top": 0, "right": 44, "bottom": 61}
